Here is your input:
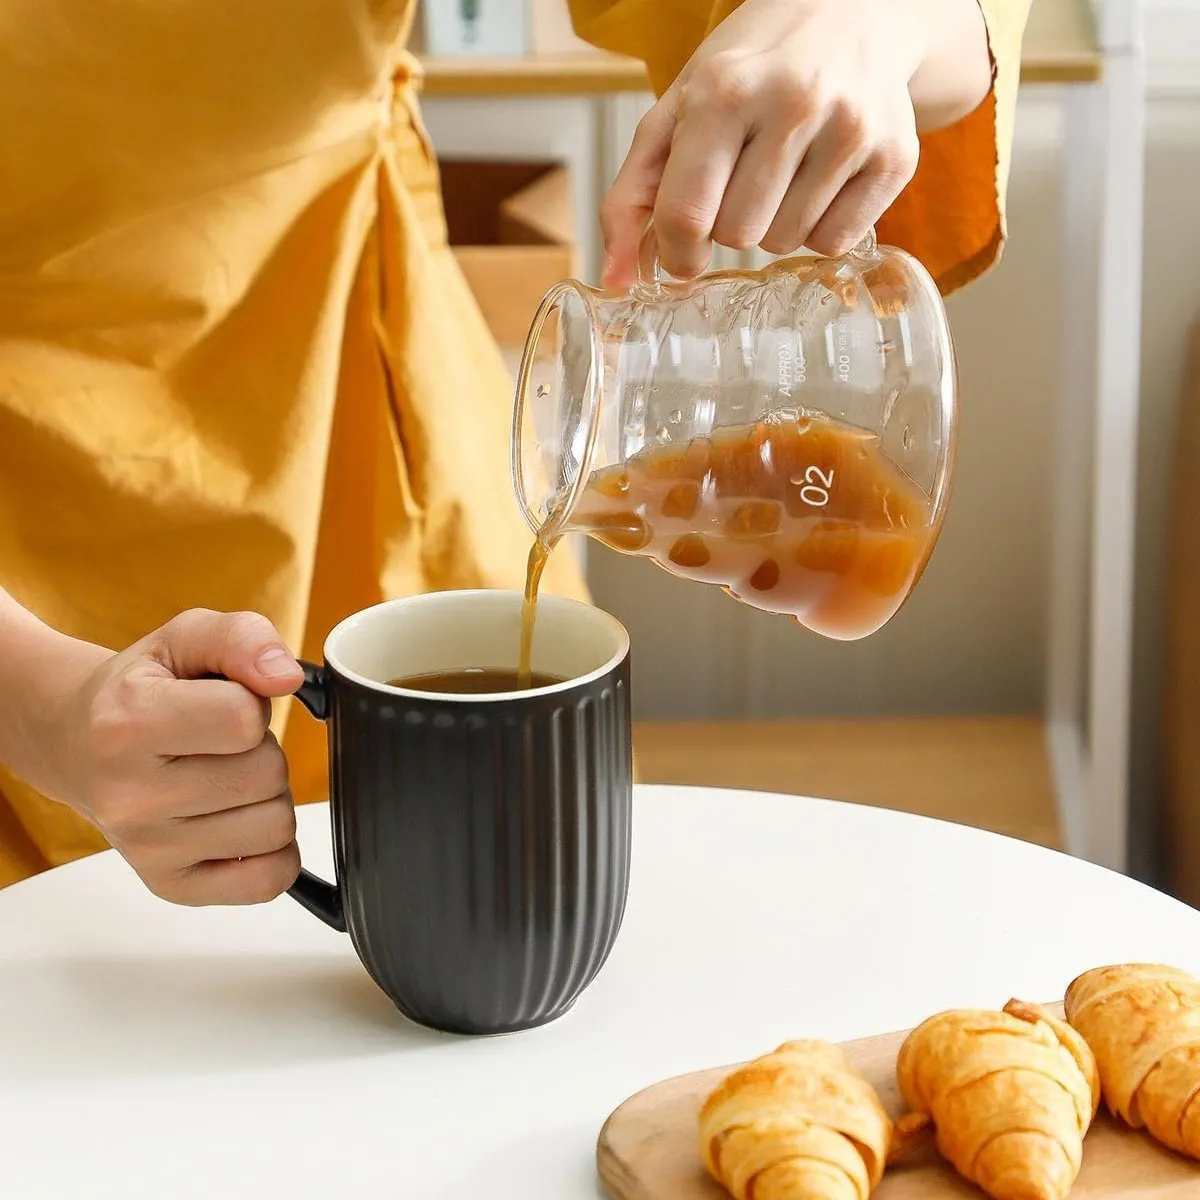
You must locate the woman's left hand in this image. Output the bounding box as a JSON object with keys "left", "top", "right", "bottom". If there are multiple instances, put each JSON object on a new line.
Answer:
{"left": 600, "top": 0, "right": 990, "bottom": 287}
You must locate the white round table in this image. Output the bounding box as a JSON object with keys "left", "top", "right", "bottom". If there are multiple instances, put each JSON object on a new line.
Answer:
{"left": 1, "top": 785, "right": 1197, "bottom": 1198}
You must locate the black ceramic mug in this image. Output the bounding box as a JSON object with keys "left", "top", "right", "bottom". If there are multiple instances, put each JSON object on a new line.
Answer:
{"left": 283, "top": 588, "right": 632, "bottom": 1035}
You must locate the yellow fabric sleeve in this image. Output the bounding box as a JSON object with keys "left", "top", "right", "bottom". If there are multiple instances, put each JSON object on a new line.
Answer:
{"left": 568, "top": 0, "right": 1032, "bottom": 295}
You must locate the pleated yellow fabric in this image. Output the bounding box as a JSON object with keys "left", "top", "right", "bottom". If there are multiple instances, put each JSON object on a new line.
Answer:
{"left": 0, "top": 0, "right": 589, "bottom": 887}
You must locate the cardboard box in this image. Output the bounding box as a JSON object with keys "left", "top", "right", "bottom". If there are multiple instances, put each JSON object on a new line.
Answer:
{"left": 440, "top": 159, "right": 577, "bottom": 348}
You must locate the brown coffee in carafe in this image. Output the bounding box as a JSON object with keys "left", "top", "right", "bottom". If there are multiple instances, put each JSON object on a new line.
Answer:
{"left": 571, "top": 414, "right": 937, "bottom": 640}
{"left": 517, "top": 412, "right": 939, "bottom": 666}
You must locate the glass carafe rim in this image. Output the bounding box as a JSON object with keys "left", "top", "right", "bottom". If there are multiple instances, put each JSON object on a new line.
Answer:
{"left": 511, "top": 277, "right": 603, "bottom": 539}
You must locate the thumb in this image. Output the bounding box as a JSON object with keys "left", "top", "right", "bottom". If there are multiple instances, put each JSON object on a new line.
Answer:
{"left": 599, "top": 96, "right": 676, "bottom": 290}
{"left": 147, "top": 608, "right": 304, "bottom": 699}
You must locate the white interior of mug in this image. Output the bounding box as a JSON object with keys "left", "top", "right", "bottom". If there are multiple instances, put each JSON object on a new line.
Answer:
{"left": 324, "top": 589, "right": 629, "bottom": 701}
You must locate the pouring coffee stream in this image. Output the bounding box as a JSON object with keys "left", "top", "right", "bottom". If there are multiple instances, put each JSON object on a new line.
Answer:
{"left": 518, "top": 538, "right": 550, "bottom": 689}
{"left": 513, "top": 226, "right": 959, "bottom": 687}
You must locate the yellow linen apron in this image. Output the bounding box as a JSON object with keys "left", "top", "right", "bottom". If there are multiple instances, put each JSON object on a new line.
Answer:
{"left": 0, "top": 0, "right": 591, "bottom": 887}
{"left": 0, "top": 0, "right": 1026, "bottom": 888}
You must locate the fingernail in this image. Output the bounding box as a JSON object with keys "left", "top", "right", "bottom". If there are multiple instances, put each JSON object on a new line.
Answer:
{"left": 255, "top": 647, "right": 299, "bottom": 677}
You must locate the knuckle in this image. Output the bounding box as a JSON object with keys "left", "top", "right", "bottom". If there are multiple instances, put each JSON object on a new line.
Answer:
{"left": 713, "top": 216, "right": 763, "bottom": 252}
{"left": 228, "top": 693, "right": 269, "bottom": 750}
{"left": 767, "top": 70, "right": 817, "bottom": 118}
{"left": 831, "top": 100, "right": 871, "bottom": 152}
{"left": 240, "top": 845, "right": 300, "bottom": 904}
{"left": 89, "top": 782, "right": 125, "bottom": 827}
{"left": 724, "top": 230, "right": 760, "bottom": 251}
{"left": 631, "top": 108, "right": 663, "bottom": 149}
{"left": 86, "top": 678, "right": 146, "bottom": 761}
{"left": 173, "top": 606, "right": 219, "bottom": 627}
{"left": 807, "top": 236, "right": 841, "bottom": 258}
{"left": 660, "top": 248, "right": 708, "bottom": 280}
{"left": 877, "top": 133, "right": 920, "bottom": 183}
{"left": 261, "top": 745, "right": 291, "bottom": 800}
{"left": 760, "top": 230, "right": 800, "bottom": 257}
{"left": 807, "top": 227, "right": 856, "bottom": 258}
{"left": 87, "top": 707, "right": 136, "bottom": 764}
{"left": 140, "top": 871, "right": 191, "bottom": 905}
{"left": 657, "top": 199, "right": 711, "bottom": 242}
{"left": 684, "top": 54, "right": 755, "bottom": 113}
{"left": 232, "top": 732, "right": 289, "bottom": 798}
{"left": 228, "top": 797, "right": 296, "bottom": 859}
{"left": 165, "top": 607, "right": 218, "bottom": 641}
{"left": 243, "top": 734, "right": 288, "bottom": 801}
{"left": 226, "top": 608, "right": 273, "bottom": 641}
{"left": 263, "top": 796, "right": 298, "bottom": 850}
{"left": 92, "top": 781, "right": 161, "bottom": 838}
{"left": 222, "top": 609, "right": 276, "bottom": 659}
{"left": 597, "top": 192, "right": 624, "bottom": 239}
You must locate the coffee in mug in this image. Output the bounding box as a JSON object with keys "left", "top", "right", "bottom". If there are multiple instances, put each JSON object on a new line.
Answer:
{"left": 387, "top": 667, "right": 565, "bottom": 693}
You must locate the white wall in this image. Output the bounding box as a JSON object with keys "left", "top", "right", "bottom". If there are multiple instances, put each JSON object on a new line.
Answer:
{"left": 420, "top": 4, "right": 1200, "bottom": 879}
{"left": 1128, "top": 83, "right": 1200, "bottom": 878}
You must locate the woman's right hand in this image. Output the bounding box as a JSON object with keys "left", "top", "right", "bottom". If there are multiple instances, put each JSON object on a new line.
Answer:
{"left": 9, "top": 606, "right": 305, "bottom": 906}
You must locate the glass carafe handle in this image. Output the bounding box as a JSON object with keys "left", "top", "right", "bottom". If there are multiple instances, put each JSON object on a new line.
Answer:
{"left": 848, "top": 226, "right": 879, "bottom": 261}
{"left": 635, "top": 219, "right": 880, "bottom": 287}
{"left": 635, "top": 220, "right": 667, "bottom": 295}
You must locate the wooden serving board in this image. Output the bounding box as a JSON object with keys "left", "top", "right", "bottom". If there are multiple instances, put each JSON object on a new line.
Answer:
{"left": 597, "top": 1010, "right": 1199, "bottom": 1198}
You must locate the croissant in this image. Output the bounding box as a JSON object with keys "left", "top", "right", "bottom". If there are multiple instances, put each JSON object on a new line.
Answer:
{"left": 895, "top": 1000, "right": 1100, "bottom": 1200}
{"left": 1064, "top": 963, "right": 1200, "bottom": 1159}
{"left": 698, "top": 1039, "right": 894, "bottom": 1200}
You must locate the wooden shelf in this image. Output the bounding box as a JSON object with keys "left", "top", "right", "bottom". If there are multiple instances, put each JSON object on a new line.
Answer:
{"left": 632, "top": 716, "right": 1062, "bottom": 849}
{"left": 419, "top": 0, "right": 1101, "bottom": 96}
{"left": 420, "top": 51, "right": 647, "bottom": 97}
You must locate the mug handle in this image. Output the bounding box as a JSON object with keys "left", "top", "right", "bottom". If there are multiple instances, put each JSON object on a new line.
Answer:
{"left": 285, "top": 661, "right": 347, "bottom": 933}
{"left": 204, "top": 666, "right": 347, "bottom": 932}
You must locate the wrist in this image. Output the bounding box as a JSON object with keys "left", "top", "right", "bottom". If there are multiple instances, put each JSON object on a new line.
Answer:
{"left": 883, "top": 0, "right": 944, "bottom": 80}
{"left": 899, "top": 0, "right": 991, "bottom": 130}
{"left": 0, "top": 608, "right": 112, "bottom": 802}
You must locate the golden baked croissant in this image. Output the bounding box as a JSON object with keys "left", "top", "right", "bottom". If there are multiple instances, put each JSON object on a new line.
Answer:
{"left": 698, "top": 1039, "right": 894, "bottom": 1200}
{"left": 1064, "top": 963, "right": 1200, "bottom": 1159}
{"left": 895, "top": 1000, "right": 1100, "bottom": 1200}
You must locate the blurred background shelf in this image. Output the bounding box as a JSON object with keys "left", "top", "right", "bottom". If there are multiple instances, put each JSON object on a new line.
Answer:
{"left": 420, "top": 51, "right": 645, "bottom": 96}
{"left": 633, "top": 716, "right": 1061, "bottom": 849}
{"left": 417, "top": 0, "right": 1102, "bottom": 95}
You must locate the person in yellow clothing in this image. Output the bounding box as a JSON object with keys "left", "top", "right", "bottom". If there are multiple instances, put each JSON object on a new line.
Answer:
{"left": 0, "top": 0, "right": 1029, "bottom": 901}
